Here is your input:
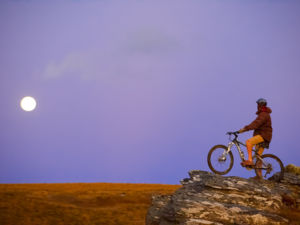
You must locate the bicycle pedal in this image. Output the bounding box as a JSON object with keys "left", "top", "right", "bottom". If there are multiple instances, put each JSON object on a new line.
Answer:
{"left": 241, "top": 160, "right": 254, "bottom": 167}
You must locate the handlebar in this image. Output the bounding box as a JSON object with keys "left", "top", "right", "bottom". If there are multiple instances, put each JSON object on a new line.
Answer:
{"left": 226, "top": 131, "right": 240, "bottom": 139}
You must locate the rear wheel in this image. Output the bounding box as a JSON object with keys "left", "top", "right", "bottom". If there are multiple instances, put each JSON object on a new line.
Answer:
{"left": 207, "top": 145, "right": 234, "bottom": 175}
{"left": 255, "top": 154, "right": 284, "bottom": 182}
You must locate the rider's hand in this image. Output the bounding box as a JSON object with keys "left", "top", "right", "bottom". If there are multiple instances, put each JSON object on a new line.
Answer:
{"left": 239, "top": 128, "right": 246, "bottom": 133}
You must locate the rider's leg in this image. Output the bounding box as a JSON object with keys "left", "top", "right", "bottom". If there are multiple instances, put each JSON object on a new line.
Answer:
{"left": 256, "top": 146, "right": 264, "bottom": 177}
{"left": 257, "top": 146, "right": 264, "bottom": 156}
{"left": 244, "top": 135, "right": 264, "bottom": 165}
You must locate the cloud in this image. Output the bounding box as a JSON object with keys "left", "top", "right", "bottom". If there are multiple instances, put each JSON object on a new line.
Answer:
{"left": 39, "top": 1, "right": 190, "bottom": 81}
{"left": 43, "top": 52, "right": 94, "bottom": 80}
{"left": 42, "top": 27, "right": 180, "bottom": 81}
{"left": 125, "top": 27, "right": 178, "bottom": 54}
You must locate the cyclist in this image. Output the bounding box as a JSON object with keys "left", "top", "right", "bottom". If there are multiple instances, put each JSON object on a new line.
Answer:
{"left": 238, "top": 98, "right": 273, "bottom": 171}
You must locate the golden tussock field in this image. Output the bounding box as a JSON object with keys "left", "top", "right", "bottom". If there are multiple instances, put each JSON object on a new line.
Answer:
{"left": 0, "top": 183, "right": 180, "bottom": 225}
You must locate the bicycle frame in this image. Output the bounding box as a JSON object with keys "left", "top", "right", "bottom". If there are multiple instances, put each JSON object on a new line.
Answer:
{"left": 225, "top": 134, "right": 264, "bottom": 163}
{"left": 227, "top": 140, "right": 246, "bottom": 161}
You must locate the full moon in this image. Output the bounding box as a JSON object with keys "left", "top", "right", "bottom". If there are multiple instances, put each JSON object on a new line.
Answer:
{"left": 20, "top": 96, "right": 37, "bottom": 111}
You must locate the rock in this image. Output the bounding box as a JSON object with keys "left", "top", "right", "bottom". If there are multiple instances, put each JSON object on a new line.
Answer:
{"left": 275, "top": 172, "right": 300, "bottom": 186}
{"left": 146, "top": 171, "right": 300, "bottom": 225}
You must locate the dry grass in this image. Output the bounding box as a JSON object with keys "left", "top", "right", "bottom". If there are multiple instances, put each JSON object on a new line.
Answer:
{"left": 0, "top": 183, "right": 180, "bottom": 225}
{"left": 285, "top": 164, "right": 300, "bottom": 175}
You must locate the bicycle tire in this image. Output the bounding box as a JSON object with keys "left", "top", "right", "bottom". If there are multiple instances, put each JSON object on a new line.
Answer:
{"left": 255, "top": 154, "right": 284, "bottom": 182}
{"left": 207, "top": 145, "right": 234, "bottom": 175}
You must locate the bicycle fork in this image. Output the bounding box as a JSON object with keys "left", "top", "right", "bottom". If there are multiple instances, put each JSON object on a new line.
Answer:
{"left": 219, "top": 142, "right": 235, "bottom": 162}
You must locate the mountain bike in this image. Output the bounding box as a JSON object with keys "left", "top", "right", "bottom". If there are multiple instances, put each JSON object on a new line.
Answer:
{"left": 207, "top": 131, "right": 284, "bottom": 181}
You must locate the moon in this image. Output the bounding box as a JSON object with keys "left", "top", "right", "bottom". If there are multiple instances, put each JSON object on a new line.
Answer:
{"left": 20, "top": 96, "right": 37, "bottom": 111}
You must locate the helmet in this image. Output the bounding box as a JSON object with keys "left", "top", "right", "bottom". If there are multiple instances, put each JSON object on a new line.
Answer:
{"left": 256, "top": 98, "right": 267, "bottom": 106}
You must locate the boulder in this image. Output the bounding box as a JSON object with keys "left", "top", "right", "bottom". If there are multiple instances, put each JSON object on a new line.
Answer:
{"left": 146, "top": 170, "right": 300, "bottom": 225}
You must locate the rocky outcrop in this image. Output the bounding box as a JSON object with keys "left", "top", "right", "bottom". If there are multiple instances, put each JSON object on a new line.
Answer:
{"left": 146, "top": 171, "right": 300, "bottom": 225}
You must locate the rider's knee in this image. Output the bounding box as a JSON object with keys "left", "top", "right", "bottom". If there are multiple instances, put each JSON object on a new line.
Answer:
{"left": 246, "top": 139, "right": 252, "bottom": 147}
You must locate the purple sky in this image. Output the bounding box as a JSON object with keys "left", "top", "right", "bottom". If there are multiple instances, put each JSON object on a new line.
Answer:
{"left": 1, "top": 0, "right": 300, "bottom": 184}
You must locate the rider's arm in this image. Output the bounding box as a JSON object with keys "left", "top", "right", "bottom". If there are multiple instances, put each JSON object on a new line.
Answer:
{"left": 242, "top": 112, "right": 268, "bottom": 132}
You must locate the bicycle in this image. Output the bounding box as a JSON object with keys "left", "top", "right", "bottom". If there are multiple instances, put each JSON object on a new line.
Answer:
{"left": 207, "top": 131, "right": 284, "bottom": 181}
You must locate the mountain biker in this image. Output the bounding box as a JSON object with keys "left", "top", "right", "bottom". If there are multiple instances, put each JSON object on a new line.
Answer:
{"left": 238, "top": 98, "right": 273, "bottom": 171}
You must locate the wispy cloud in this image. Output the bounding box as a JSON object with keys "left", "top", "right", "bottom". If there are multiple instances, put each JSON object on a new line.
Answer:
{"left": 42, "top": 27, "right": 180, "bottom": 80}
{"left": 43, "top": 52, "right": 93, "bottom": 79}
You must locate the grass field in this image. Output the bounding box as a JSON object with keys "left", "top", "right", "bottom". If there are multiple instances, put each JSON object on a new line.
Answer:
{"left": 0, "top": 183, "right": 181, "bottom": 225}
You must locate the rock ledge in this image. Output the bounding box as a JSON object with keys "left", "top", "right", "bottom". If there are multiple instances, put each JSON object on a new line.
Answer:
{"left": 146, "top": 171, "right": 300, "bottom": 225}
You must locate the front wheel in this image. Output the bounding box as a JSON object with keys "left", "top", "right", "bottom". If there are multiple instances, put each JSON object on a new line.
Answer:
{"left": 207, "top": 145, "right": 234, "bottom": 175}
{"left": 255, "top": 154, "right": 284, "bottom": 182}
